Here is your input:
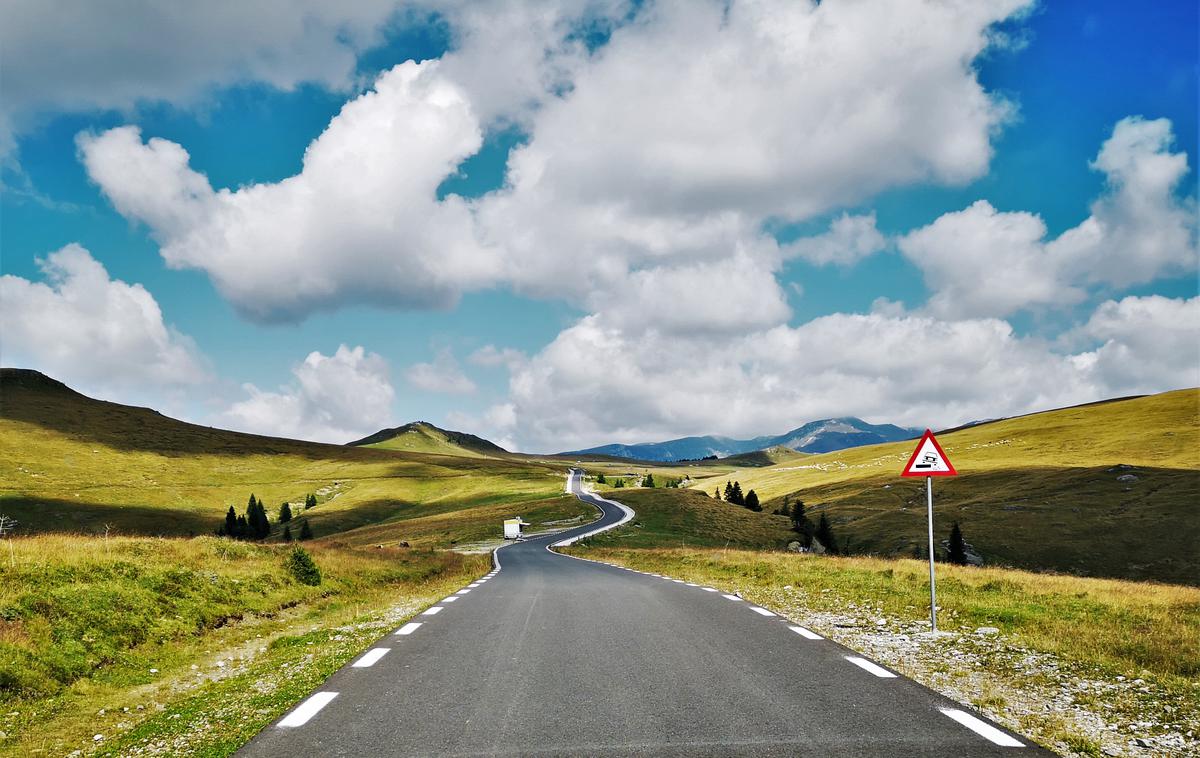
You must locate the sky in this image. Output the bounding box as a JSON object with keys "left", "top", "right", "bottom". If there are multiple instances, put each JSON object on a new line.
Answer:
{"left": 1, "top": 0, "right": 1197, "bottom": 453}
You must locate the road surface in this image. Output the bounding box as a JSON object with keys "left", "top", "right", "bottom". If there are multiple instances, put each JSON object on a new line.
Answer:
{"left": 238, "top": 469, "right": 1049, "bottom": 757}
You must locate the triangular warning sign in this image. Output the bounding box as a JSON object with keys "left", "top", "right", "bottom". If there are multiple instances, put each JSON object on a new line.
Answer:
{"left": 901, "top": 429, "right": 958, "bottom": 477}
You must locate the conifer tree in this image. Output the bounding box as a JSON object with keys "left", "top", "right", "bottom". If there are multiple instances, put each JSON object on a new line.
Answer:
{"left": 596, "top": 473, "right": 607, "bottom": 484}
{"left": 791, "top": 500, "right": 814, "bottom": 547}
{"left": 279, "top": 502, "right": 293, "bottom": 523}
{"left": 224, "top": 505, "right": 237, "bottom": 537}
{"left": 236, "top": 514, "right": 249, "bottom": 539}
{"left": 744, "top": 489, "right": 761, "bottom": 511}
{"left": 723, "top": 481, "right": 734, "bottom": 501}
{"left": 643, "top": 472, "right": 655, "bottom": 488}
{"left": 948, "top": 521, "right": 968, "bottom": 565}
{"left": 714, "top": 488, "right": 721, "bottom": 500}
{"left": 283, "top": 524, "right": 293, "bottom": 541}
{"left": 306, "top": 493, "right": 317, "bottom": 509}
{"left": 731, "top": 481, "right": 744, "bottom": 505}
{"left": 815, "top": 512, "right": 838, "bottom": 555}
{"left": 299, "top": 520, "right": 314, "bottom": 540}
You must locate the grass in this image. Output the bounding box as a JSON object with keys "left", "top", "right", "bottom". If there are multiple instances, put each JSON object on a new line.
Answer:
{"left": 569, "top": 547, "right": 1200, "bottom": 682}
{"left": 0, "top": 533, "right": 488, "bottom": 756}
{"left": 0, "top": 370, "right": 566, "bottom": 539}
{"left": 572, "top": 488, "right": 795, "bottom": 549}
{"left": 684, "top": 389, "right": 1200, "bottom": 584}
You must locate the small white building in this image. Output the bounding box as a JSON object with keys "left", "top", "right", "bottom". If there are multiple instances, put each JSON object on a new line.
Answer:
{"left": 503, "top": 517, "right": 529, "bottom": 539}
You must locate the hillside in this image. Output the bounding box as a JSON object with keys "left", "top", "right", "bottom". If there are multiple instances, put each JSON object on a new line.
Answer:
{"left": 684, "top": 389, "right": 1200, "bottom": 584}
{"left": 348, "top": 421, "right": 508, "bottom": 456}
{"left": 564, "top": 417, "right": 918, "bottom": 461}
{"left": 0, "top": 369, "right": 569, "bottom": 538}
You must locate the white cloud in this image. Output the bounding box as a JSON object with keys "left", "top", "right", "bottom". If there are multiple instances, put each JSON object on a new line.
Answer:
{"left": 0, "top": 1, "right": 404, "bottom": 161}
{"left": 220, "top": 345, "right": 394, "bottom": 443}
{"left": 405, "top": 349, "right": 477, "bottom": 394}
{"left": 468, "top": 345, "right": 526, "bottom": 371}
{"left": 901, "top": 117, "right": 1196, "bottom": 318}
{"left": 785, "top": 213, "right": 887, "bottom": 267}
{"left": 78, "top": 61, "right": 493, "bottom": 322}
{"left": 1071, "top": 295, "right": 1200, "bottom": 395}
{"left": 0, "top": 243, "right": 208, "bottom": 397}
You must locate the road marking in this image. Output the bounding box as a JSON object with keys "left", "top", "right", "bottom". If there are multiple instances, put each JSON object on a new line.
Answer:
{"left": 750, "top": 607, "right": 776, "bottom": 617}
{"left": 845, "top": 656, "right": 897, "bottom": 678}
{"left": 456, "top": 589, "right": 471, "bottom": 595}
{"left": 702, "top": 587, "right": 718, "bottom": 592}
{"left": 352, "top": 648, "right": 390, "bottom": 668}
{"left": 685, "top": 582, "right": 700, "bottom": 587}
{"left": 722, "top": 594, "right": 742, "bottom": 601}
{"left": 672, "top": 579, "right": 686, "bottom": 583}
{"left": 422, "top": 606, "right": 445, "bottom": 616}
{"left": 789, "top": 625, "right": 823, "bottom": 640}
{"left": 442, "top": 596, "right": 459, "bottom": 603}
{"left": 395, "top": 622, "right": 422, "bottom": 635}
{"left": 940, "top": 709, "right": 1024, "bottom": 747}
{"left": 278, "top": 691, "right": 337, "bottom": 727}
{"left": 468, "top": 583, "right": 482, "bottom": 588}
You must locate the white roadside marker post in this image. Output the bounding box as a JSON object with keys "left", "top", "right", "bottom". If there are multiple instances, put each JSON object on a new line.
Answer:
{"left": 901, "top": 429, "right": 958, "bottom": 634}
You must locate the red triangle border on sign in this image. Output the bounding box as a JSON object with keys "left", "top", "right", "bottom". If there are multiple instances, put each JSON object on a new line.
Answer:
{"left": 900, "top": 429, "right": 958, "bottom": 477}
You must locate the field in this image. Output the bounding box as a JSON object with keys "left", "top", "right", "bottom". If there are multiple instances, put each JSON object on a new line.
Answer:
{"left": 0, "top": 534, "right": 489, "bottom": 756}
{"left": 683, "top": 390, "right": 1200, "bottom": 584}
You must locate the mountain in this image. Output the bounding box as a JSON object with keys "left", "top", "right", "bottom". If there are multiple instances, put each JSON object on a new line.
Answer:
{"left": 347, "top": 421, "right": 508, "bottom": 457}
{"left": 564, "top": 417, "right": 919, "bottom": 462}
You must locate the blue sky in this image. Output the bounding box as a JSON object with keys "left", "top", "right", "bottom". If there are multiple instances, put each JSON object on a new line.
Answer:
{"left": 1, "top": 0, "right": 1196, "bottom": 452}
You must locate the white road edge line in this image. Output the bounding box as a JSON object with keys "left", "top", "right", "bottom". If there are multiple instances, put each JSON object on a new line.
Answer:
{"left": 845, "top": 656, "right": 897, "bottom": 678}
{"left": 278, "top": 691, "right": 337, "bottom": 727}
{"left": 456, "top": 589, "right": 471, "bottom": 595}
{"left": 722, "top": 594, "right": 742, "bottom": 601}
{"left": 750, "top": 607, "right": 776, "bottom": 617}
{"left": 442, "top": 596, "right": 459, "bottom": 603}
{"left": 422, "top": 606, "right": 444, "bottom": 616}
{"left": 701, "top": 587, "right": 718, "bottom": 592}
{"left": 789, "top": 625, "right": 823, "bottom": 640}
{"left": 395, "top": 622, "right": 422, "bottom": 635}
{"left": 352, "top": 648, "right": 390, "bottom": 668}
{"left": 940, "top": 709, "right": 1025, "bottom": 747}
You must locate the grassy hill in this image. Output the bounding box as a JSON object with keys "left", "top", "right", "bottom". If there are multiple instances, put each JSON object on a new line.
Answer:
{"left": 348, "top": 421, "right": 508, "bottom": 457}
{"left": 0, "top": 369, "right": 572, "bottom": 539}
{"left": 683, "top": 389, "right": 1199, "bottom": 584}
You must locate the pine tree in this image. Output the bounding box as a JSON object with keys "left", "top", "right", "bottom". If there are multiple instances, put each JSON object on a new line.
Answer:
{"left": 815, "top": 512, "right": 838, "bottom": 555}
{"left": 714, "top": 488, "right": 721, "bottom": 500}
{"left": 744, "top": 489, "right": 761, "bottom": 512}
{"left": 596, "top": 473, "right": 607, "bottom": 484}
{"left": 224, "top": 505, "right": 237, "bottom": 537}
{"left": 279, "top": 502, "right": 293, "bottom": 523}
{"left": 723, "top": 481, "right": 734, "bottom": 501}
{"left": 299, "top": 520, "right": 314, "bottom": 540}
{"left": 236, "top": 514, "right": 249, "bottom": 539}
{"left": 305, "top": 493, "right": 317, "bottom": 509}
{"left": 731, "top": 481, "right": 744, "bottom": 505}
{"left": 253, "top": 499, "right": 270, "bottom": 539}
{"left": 283, "top": 524, "right": 293, "bottom": 541}
{"left": 948, "top": 521, "right": 968, "bottom": 565}
{"left": 643, "top": 472, "right": 655, "bottom": 488}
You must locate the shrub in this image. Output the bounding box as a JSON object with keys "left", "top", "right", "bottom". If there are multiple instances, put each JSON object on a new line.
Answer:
{"left": 285, "top": 547, "right": 321, "bottom": 586}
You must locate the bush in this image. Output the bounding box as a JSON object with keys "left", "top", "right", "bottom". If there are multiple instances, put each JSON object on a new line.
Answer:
{"left": 285, "top": 547, "right": 322, "bottom": 586}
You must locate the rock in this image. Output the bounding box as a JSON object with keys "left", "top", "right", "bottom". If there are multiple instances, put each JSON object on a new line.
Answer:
{"left": 399, "top": 541, "right": 410, "bottom": 548}
{"left": 93, "top": 734, "right": 104, "bottom": 742}
{"left": 149, "top": 668, "right": 158, "bottom": 674}
{"left": 1117, "top": 474, "right": 1138, "bottom": 482}
{"left": 975, "top": 626, "right": 1000, "bottom": 635}
{"left": 786, "top": 541, "right": 803, "bottom": 553}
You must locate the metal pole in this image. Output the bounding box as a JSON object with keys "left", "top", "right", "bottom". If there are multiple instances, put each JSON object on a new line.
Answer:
{"left": 926, "top": 475, "right": 937, "bottom": 632}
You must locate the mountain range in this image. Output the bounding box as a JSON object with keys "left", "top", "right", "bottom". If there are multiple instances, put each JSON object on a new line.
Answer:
{"left": 562, "top": 417, "right": 921, "bottom": 462}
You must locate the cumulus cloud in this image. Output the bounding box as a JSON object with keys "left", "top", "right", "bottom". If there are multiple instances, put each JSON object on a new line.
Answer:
{"left": 901, "top": 117, "right": 1196, "bottom": 318}
{"left": 405, "top": 349, "right": 477, "bottom": 394}
{"left": 1070, "top": 295, "right": 1200, "bottom": 394}
{"left": 78, "top": 61, "right": 492, "bottom": 322}
{"left": 0, "top": 243, "right": 208, "bottom": 397}
{"left": 220, "top": 345, "right": 394, "bottom": 443}
{"left": 785, "top": 213, "right": 888, "bottom": 267}
{"left": 468, "top": 345, "right": 526, "bottom": 371}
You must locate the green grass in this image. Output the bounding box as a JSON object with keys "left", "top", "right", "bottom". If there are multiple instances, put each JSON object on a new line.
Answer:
{"left": 684, "top": 390, "right": 1200, "bottom": 584}
{"left": 0, "top": 533, "right": 488, "bottom": 756}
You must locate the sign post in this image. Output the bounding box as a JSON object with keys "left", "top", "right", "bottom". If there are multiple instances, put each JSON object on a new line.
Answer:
{"left": 901, "top": 429, "right": 957, "bottom": 632}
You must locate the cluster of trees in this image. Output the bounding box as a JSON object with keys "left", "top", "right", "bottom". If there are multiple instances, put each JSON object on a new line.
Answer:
{"left": 218, "top": 493, "right": 314, "bottom": 542}
{"left": 781, "top": 497, "right": 838, "bottom": 554}
{"left": 596, "top": 473, "right": 607, "bottom": 484}
{"left": 718, "top": 481, "right": 762, "bottom": 512}
{"left": 642, "top": 473, "right": 656, "bottom": 488}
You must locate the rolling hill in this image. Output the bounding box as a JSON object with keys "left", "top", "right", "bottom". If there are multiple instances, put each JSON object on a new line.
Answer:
{"left": 0, "top": 369, "right": 575, "bottom": 539}
{"left": 348, "top": 421, "right": 508, "bottom": 456}
{"left": 564, "top": 417, "right": 919, "bottom": 461}
{"left": 683, "top": 389, "right": 1200, "bottom": 585}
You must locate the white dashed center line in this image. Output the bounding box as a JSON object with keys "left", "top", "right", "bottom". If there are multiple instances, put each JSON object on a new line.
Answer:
{"left": 789, "top": 625, "right": 823, "bottom": 640}
{"left": 845, "top": 656, "right": 897, "bottom": 678}
{"left": 749, "top": 607, "right": 776, "bottom": 617}
{"left": 940, "top": 709, "right": 1024, "bottom": 747}
{"left": 352, "top": 648, "right": 390, "bottom": 668}
{"left": 278, "top": 691, "right": 338, "bottom": 727}
{"left": 395, "top": 622, "right": 422, "bottom": 636}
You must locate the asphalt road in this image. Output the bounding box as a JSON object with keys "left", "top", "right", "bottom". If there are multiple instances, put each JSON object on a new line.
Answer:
{"left": 238, "top": 469, "right": 1050, "bottom": 757}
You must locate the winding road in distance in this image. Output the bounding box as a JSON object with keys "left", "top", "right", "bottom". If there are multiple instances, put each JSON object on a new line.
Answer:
{"left": 238, "top": 469, "right": 1049, "bottom": 757}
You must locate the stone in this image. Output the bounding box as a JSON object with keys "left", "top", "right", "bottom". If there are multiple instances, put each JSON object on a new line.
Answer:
{"left": 786, "top": 541, "right": 803, "bottom": 553}
{"left": 976, "top": 626, "right": 1000, "bottom": 635}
